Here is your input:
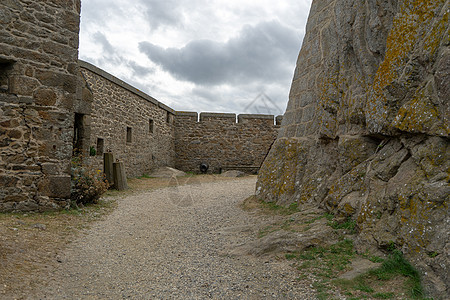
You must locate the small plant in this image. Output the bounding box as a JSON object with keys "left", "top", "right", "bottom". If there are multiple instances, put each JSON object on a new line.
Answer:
{"left": 328, "top": 216, "right": 357, "bottom": 234}
{"left": 89, "top": 146, "right": 96, "bottom": 156}
{"left": 71, "top": 155, "right": 109, "bottom": 206}
{"left": 138, "top": 173, "right": 152, "bottom": 179}
{"left": 427, "top": 251, "right": 438, "bottom": 258}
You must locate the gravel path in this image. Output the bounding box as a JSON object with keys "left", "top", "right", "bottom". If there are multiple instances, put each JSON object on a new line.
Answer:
{"left": 38, "top": 177, "right": 316, "bottom": 299}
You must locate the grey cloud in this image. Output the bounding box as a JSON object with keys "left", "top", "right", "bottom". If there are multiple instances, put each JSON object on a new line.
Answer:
{"left": 93, "top": 32, "right": 115, "bottom": 55}
{"left": 127, "top": 61, "right": 155, "bottom": 77}
{"left": 140, "top": 0, "right": 185, "bottom": 30}
{"left": 138, "top": 20, "right": 301, "bottom": 86}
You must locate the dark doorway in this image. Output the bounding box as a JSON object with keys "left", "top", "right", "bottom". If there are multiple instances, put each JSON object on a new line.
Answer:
{"left": 73, "top": 113, "right": 85, "bottom": 155}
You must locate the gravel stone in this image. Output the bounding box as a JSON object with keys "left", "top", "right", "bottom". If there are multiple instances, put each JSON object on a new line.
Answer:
{"left": 37, "top": 177, "right": 316, "bottom": 299}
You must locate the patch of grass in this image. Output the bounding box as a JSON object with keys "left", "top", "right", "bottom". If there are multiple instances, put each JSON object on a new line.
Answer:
{"left": 328, "top": 216, "right": 357, "bottom": 234}
{"left": 369, "top": 256, "right": 384, "bottom": 263}
{"left": 314, "top": 281, "right": 331, "bottom": 300}
{"left": 259, "top": 200, "right": 300, "bottom": 215}
{"left": 333, "top": 250, "right": 426, "bottom": 300}
{"left": 286, "top": 236, "right": 429, "bottom": 300}
{"left": 138, "top": 173, "right": 152, "bottom": 179}
{"left": 427, "top": 251, "right": 438, "bottom": 258}
{"left": 285, "top": 253, "right": 297, "bottom": 260}
{"left": 370, "top": 250, "right": 423, "bottom": 298}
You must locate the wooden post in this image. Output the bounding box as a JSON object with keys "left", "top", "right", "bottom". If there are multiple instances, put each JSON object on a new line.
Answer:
{"left": 113, "top": 161, "right": 128, "bottom": 190}
{"left": 103, "top": 152, "right": 114, "bottom": 187}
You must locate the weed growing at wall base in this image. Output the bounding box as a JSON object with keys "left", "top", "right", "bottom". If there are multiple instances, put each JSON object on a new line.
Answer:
{"left": 71, "top": 155, "right": 109, "bottom": 206}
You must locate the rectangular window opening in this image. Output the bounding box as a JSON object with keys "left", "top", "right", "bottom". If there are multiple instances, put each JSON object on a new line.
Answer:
{"left": 126, "top": 127, "right": 132, "bottom": 143}
{"left": 97, "top": 138, "right": 104, "bottom": 156}
{"left": 149, "top": 119, "right": 154, "bottom": 133}
{"left": 166, "top": 112, "right": 171, "bottom": 124}
{"left": 0, "top": 59, "right": 15, "bottom": 93}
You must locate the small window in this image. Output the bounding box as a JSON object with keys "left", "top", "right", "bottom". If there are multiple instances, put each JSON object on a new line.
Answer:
{"left": 166, "top": 112, "right": 171, "bottom": 124}
{"left": 149, "top": 119, "right": 154, "bottom": 133}
{"left": 97, "top": 138, "right": 104, "bottom": 156}
{"left": 126, "top": 127, "right": 132, "bottom": 143}
{"left": 0, "top": 59, "right": 15, "bottom": 93}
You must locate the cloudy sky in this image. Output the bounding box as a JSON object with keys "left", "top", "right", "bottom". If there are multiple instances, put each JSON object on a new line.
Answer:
{"left": 79, "top": 0, "right": 313, "bottom": 115}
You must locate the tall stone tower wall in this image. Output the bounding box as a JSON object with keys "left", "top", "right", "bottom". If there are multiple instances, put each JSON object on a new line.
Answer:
{"left": 256, "top": 0, "right": 449, "bottom": 297}
{"left": 0, "top": 1, "right": 81, "bottom": 211}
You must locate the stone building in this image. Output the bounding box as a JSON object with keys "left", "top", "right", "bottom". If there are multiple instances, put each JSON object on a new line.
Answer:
{"left": 0, "top": 1, "right": 280, "bottom": 211}
{"left": 0, "top": 0, "right": 82, "bottom": 211}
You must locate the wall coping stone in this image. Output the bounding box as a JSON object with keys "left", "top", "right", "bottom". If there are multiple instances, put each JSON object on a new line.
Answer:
{"left": 200, "top": 112, "right": 236, "bottom": 119}
{"left": 238, "top": 114, "right": 274, "bottom": 120}
{"left": 158, "top": 102, "right": 175, "bottom": 114}
{"left": 79, "top": 60, "right": 161, "bottom": 107}
{"left": 176, "top": 111, "right": 199, "bottom": 117}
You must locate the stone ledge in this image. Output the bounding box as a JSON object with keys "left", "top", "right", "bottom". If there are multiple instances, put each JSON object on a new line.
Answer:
{"left": 200, "top": 112, "right": 236, "bottom": 120}
{"left": 158, "top": 102, "right": 175, "bottom": 114}
{"left": 238, "top": 114, "right": 274, "bottom": 120}
{"left": 175, "top": 111, "right": 198, "bottom": 117}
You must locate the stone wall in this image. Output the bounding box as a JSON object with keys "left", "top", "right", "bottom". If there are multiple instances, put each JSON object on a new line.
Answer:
{"left": 79, "top": 61, "right": 175, "bottom": 178}
{"left": 256, "top": 0, "right": 449, "bottom": 297}
{"left": 175, "top": 112, "right": 281, "bottom": 173}
{"left": 0, "top": 0, "right": 81, "bottom": 211}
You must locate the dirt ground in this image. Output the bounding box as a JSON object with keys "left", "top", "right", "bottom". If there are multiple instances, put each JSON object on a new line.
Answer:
{"left": 0, "top": 174, "right": 244, "bottom": 299}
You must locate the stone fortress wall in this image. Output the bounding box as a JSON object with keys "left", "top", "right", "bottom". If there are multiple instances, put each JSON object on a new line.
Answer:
{"left": 0, "top": 0, "right": 82, "bottom": 212}
{"left": 79, "top": 61, "right": 176, "bottom": 178}
{"left": 79, "top": 61, "right": 280, "bottom": 178}
{"left": 175, "top": 112, "right": 282, "bottom": 173}
{"left": 0, "top": 0, "right": 280, "bottom": 212}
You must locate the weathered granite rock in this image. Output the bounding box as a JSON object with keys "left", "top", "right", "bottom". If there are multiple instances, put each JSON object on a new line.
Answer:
{"left": 256, "top": 0, "right": 449, "bottom": 298}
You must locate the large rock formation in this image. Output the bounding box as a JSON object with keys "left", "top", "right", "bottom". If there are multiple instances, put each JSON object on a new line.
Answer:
{"left": 256, "top": 0, "right": 449, "bottom": 297}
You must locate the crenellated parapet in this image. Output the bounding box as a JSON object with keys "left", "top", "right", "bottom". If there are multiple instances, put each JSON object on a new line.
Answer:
{"left": 174, "top": 111, "right": 281, "bottom": 173}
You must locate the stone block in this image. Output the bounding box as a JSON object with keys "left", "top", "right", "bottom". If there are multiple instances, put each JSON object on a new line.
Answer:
{"left": 9, "top": 75, "right": 40, "bottom": 96}
{"left": 0, "top": 174, "right": 18, "bottom": 187}
{"left": 41, "top": 162, "right": 58, "bottom": 175}
{"left": 47, "top": 175, "right": 71, "bottom": 198}
{"left": 34, "top": 88, "right": 57, "bottom": 106}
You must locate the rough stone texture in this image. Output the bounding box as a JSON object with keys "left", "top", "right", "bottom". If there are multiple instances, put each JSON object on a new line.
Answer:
{"left": 0, "top": 0, "right": 81, "bottom": 212}
{"left": 175, "top": 112, "right": 281, "bottom": 173}
{"left": 80, "top": 61, "right": 176, "bottom": 178}
{"left": 256, "top": 0, "right": 449, "bottom": 298}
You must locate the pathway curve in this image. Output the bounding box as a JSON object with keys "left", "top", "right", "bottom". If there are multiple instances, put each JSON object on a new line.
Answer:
{"left": 38, "top": 177, "right": 315, "bottom": 299}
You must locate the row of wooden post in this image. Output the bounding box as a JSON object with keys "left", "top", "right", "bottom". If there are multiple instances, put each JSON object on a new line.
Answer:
{"left": 103, "top": 152, "right": 128, "bottom": 190}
